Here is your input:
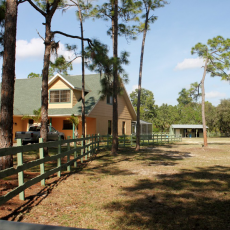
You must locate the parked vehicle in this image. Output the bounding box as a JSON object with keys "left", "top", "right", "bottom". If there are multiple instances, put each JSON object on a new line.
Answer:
{"left": 15, "top": 125, "right": 65, "bottom": 144}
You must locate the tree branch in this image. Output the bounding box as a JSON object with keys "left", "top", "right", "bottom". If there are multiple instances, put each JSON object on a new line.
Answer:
{"left": 209, "top": 58, "right": 227, "bottom": 75}
{"left": 52, "top": 31, "right": 93, "bottom": 47}
{"left": 36, "top": 30, "right": 45, "bottom": 41}
{"left": 27, "top": 0, "right": 46, "bottom": 17}
{"left": 67, "top": 55, "right": 81, "bottom": 65}
{"left": 50, "top": 0, "right": 61, "bottom": 18}
{"left": 70, "top": 0, "right": 78, "bottom": 6}
{"left": 17, "top": 0, "right": 27, "bottom": 5}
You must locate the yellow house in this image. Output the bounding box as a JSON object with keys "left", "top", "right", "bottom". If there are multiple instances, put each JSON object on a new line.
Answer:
{"left": 12, "top": 73, "right": 136, "bottom": 141}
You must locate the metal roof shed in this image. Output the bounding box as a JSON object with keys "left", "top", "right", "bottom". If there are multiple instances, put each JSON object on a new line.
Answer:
{"left": 170, "top": 124, "right": 208, "bottom": 138}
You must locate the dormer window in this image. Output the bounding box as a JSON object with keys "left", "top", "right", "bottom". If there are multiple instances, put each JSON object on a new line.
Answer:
{"left": 50, "top": 90, "right": 71, "bottom": 103}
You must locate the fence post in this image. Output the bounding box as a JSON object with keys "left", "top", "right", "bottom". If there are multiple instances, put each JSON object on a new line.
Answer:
{"left": 39, "top": 138, "right": 45, "bottom": 186}
{"left": 74, "top": 139, "right": 77, "bottom": 168}
{"left": 107, "top": 134, "right": 109, "bottom": 148}
{"left": 97, "top": 133, "right": 100, "bottom": 150}
{"left": 131, "top": 134, "right": 133, "bottom": 147}
{"left": 88, "top": 135, "right": 91, "bottom": 158}
{"left": 81, "top": 135, "right": 83, "bottom": 163}
{"left": 91, "top": 135, "right": 94, "bottom": 154}
{"left": 85, "top": 135, "right": 88, "bottom": 161}
{"left": 161, "top": 133, "right": 162, "bottom": 143}
{"left": 57, "top": 136, "right": 62, "bottom": 177}
{"left": 148, "top": 135, "right": 149, "bottom": 145}
{"left": 67, "top": 136, "right": 71, "bottom": 172}
{"left": 17, "top": 139, "right": 25, "bottom": 201}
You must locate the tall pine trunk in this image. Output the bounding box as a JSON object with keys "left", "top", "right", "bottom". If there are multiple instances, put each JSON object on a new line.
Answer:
{"left": 77, "top": 1, "right": 85, "bottom": 142}
{"left": 136, "top": 7, "right": 149, "bottom": 151}
{"left": 111, "top": 0, "right": 118, "bottom": 154}
{"left": 40, "top": 15, "right": 52, "bottom": 156}
{"left": 0, "top": 0, "right": 17, "bottom": 170}
{"left": 201, "top": 57, "right": 208, "bottom": 147}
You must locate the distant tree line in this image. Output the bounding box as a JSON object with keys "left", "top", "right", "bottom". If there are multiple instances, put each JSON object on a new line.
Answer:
{"left": 130, "top": 87, "right": 230, "bottom": 135}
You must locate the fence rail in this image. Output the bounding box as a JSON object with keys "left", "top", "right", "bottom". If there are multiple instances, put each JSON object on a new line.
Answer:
{"left": 0, "top": 133, "right": 181, "bottom": 205}
{"left": 99, "top": 133, "right": 182, "bottom": 148}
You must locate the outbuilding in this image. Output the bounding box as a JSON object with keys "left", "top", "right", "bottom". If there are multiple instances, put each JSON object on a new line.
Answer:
{"left": 170, "top": 124, "right": 208, "bottom": 138}
{"left": 131, "top": 120, "right": 152, "bottom": 135}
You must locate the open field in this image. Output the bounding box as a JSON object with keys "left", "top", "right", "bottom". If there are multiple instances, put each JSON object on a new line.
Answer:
{"left": 1, "top": 137, "right": 230, "bottom": 229}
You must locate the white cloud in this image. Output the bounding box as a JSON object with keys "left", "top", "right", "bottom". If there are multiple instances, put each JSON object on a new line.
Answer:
{"left": 56, "top": 43, "right": 81, "bottom": 64}
{"left": 16, "top": 38, "right": 44, "bottom": 59}
{"left": 132, "top": 85, "right": 138, "bottom": 91}
{"left": 206, "top": 91, "right": 226, "bottom": 99}
{"left": 175, "top": 58, "right": 204, "bottom": 70}
{"left": 127, "top": 85, "right": 138, "bottom": 95}
{"left": 16, "top": 38, "right": 81, "bottom": 64}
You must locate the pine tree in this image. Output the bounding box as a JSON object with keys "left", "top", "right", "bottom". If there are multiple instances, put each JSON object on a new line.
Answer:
{"left": 135, "top": 0, "right": 167, "bottom": 151}
{"left": 191, "top": 36, "right": 230, "bottom": 147}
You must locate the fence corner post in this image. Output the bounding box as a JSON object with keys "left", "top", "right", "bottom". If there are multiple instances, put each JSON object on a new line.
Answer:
{"left": 17, "top": 139, "right": 25, "bottom": 201}
{"left": 39, "top": 138, "right": 45, "bottom": 186}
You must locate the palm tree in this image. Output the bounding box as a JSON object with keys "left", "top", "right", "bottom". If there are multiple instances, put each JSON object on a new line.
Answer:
{"left": 68, "top": 114, "right": 80, "bottom": 138}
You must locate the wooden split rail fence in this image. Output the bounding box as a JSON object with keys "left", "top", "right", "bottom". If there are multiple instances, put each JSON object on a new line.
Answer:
{"left": 0, "top": 133, "right": 181, "bottom": 205}
{"left": 100, "top": 133, "right": 182, "bottom": 148}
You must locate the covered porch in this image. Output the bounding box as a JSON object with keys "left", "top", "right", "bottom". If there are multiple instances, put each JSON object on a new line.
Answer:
{"left": 170, "top": 124, "right": 208, "bottom": 138}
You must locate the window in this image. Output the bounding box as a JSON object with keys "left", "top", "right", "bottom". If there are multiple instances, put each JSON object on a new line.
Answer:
{"left": 122, "top": 121, "right": 126, "bottom": 135}
{"left": 50, "top": 90, "right": 71, "bottom": 103}
{"left": 107, "top": 95, "right": 113, "bottom": 105}
{"left": 108, "top": 120, "right": 112, "bottom": 135}
{"left": 63, "top": 120, "right": 72, "bottom": 130}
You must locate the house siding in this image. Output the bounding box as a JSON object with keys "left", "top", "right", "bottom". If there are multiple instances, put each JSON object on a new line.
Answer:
{"left": 13, "top": 117, "right": 28, "bottom": 142}
{"left": 90, "top": 96, "right": 132, "bottom": 135}
{"left": 90, "top": 96, "right": 132, "bottom": 119}
{"left": 51, "top": 116, "right": 96, "bottom": 138}
{"left": 72, "top": 90, "right": 81, "bottom": 107}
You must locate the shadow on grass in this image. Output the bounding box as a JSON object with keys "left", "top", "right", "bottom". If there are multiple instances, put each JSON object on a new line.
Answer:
{"left": 1, "top": 153, "right": 98, "bottom": 222}
{"left": 104, "top": 165, "right": 230, "bottom": 230}
{"left": 85, "top": 147, "right": 192, "bottom": 176}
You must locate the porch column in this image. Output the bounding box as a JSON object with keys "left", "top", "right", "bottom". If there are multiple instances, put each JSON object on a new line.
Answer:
{"left": 73, "top": 123, "right": 75, "bottom": 138}
{"left": 49, "top": 118, "right": 52, "bottom": 132}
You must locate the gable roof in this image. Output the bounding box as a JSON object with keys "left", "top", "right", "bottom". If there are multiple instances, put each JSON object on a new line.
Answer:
{"left": 48, "top": 74, "right": 102, "bottom": 116}
{"left": 48, "top": 73, "right": 91, "bottom": 92}
{"left": 2, "top": 74, "right": 136, "bottom": 120}
{"left": 171, "top": 124, "right": 208, "bottom": 129}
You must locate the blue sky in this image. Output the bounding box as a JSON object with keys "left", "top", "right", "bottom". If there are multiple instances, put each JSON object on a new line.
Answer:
{"left": 1, "top": 0, "right": 230, "bottom": 106}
